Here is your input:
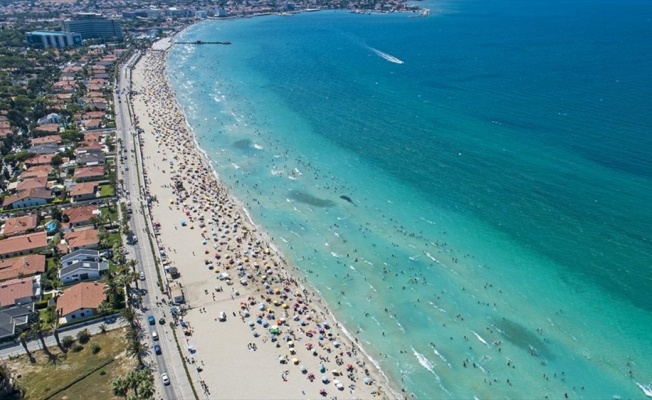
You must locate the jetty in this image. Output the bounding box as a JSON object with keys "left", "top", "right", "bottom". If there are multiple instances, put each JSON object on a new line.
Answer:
{"left": 174, "top": 40, "right": 231, "bottom": 45}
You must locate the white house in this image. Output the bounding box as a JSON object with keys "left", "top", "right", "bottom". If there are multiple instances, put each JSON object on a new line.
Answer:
{"left": 60, "top": 249, "right": 102, "bottom": 267}
{"left": 59, "top": 260, "right": 108, "bottom": 285}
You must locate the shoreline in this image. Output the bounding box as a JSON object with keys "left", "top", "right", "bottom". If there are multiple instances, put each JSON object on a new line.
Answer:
{"left": 131, "top": 44, "right": 405, "bottom": 399}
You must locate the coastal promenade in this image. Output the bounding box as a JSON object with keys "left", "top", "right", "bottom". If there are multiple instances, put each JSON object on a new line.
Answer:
{"left": 124, "top": 38, "right": 400, "bottom": 399}
{"left": 115, "top": 50, "right": 198, "bottom": 400}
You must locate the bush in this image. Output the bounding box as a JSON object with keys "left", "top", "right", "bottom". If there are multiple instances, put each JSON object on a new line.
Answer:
{"left": 77, "top": 329, "right": 91, "bottom": 344}
{"left": 34, "top": 299, "right": 49, "bottom": 310}
{"left": 72, "top": 344, "right": 84, "bottom": 352}
{"left": 62, "top": 335, "right": 74, "bottom": 349}
{"left": 90, "top": 343, "right": 101, "bottom": 354}
{"left": 99, "top": 370, "right": 106, "bottom": 376}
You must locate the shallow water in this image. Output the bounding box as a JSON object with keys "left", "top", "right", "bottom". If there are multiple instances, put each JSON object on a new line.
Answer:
{"left": 167, "top": 1, "right": 652, "bottom": 397}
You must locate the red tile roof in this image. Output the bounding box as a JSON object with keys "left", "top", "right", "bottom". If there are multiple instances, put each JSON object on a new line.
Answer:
{"left": 56, "top": 282, "right": 106, "bottom": 317}
{"left": 31, "top": 135, "right": 61, "bottom": 145}
{"left": 2, "top": 187, "right": 52, "bottom": 207}
{"left": 70, "top": 182, "right": 98, "bottom": 197}
{"left": 0, "top": 254, "right": 45, "bottom": 282}
{"left": 2, "top": 215, "right": 38, "bottom": 236}
{"left": 0, "top": 276, "right": 37, "bottom": 307}
{"left": 0, "top": 232, "right": 48, "bottom": 257}
{"left": 64, "top": 229, "right": 99, "bottom": 249}
{"left": 63, "top": 205, "right": 98, "bottom": 225}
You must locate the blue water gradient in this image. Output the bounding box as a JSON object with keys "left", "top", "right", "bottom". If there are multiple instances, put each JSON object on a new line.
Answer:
{"left": 166, "top": 0, "right": 652, "bottom": 397}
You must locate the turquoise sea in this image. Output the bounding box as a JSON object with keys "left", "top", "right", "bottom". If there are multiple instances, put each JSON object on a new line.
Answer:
{"left": 167, "top": 0, "right": 652, "bottom": 398}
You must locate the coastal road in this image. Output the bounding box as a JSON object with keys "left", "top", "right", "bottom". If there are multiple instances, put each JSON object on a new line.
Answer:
{"left": 115, "top": 52, "right": 198, "bottom": 400}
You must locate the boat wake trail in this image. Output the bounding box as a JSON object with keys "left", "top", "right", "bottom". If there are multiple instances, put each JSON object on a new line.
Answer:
{"left": 368, "top": 46, "right": 404, "bottom": 64}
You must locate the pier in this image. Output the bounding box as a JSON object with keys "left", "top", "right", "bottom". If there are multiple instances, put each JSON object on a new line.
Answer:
{"left": 174, "top": 40, "right": 231, "bottom": 45}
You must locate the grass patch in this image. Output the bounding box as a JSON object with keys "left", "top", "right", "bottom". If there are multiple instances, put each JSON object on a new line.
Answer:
{"left": 99, "top": 184, "right": 115, "bottom": 197}
{"left": 6, "top": 329, "right": 134, "bottom": 400}
{"left": 100, "top": 205, "right": 119, "bottom": 223}
{"left": 108, "top": 232, "right": 122, "bottom": 248}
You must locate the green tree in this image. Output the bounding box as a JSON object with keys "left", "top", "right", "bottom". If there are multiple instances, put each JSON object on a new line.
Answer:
{"left": 50, "top": 154, "right": 63, "bottom": 168}
{"left": 111, "top": 377, "right": 129, "bottom": 399}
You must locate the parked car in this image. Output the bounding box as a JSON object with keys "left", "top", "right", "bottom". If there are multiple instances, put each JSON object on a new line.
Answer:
{"left": 148, "top": 315, "right": 155, "bottom": 325}
{"left": 154, "top": 345, "right": 162, "bottom": 355}
{"left": 152, "top": 331, "right": 159, "bottom": 341}
{"left": 161, "top": 372, "right": 170, "bottom": 385}
{"left": 159, "top": 317, "right": 166, "bottom": 325}
{"left": 139, "top": 272, "right": 145, "bottom": 280}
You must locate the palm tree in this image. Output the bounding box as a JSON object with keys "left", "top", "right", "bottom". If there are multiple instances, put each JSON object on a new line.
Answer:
{"left": 125, "top": 336, "right": 148, "bottom": 368}
{"left": 18, "top": 332, "right": 35, "bottom": 363}
{"left": 111, "top": 377, "right": 129, "bottom": 399}
{"left": 136, "top": 375, "right": 155, "bottom": 400}
{"left": 119, "top": 307, "right": 138, "bottom": 330}
{"left": 97, "top": 300, "right": 112, "bottom": 316}
{"left": 103, "top": 271, "right": 123, "bottom": 309}
{"left": 30, "top": 322, "right": 55, "bottom": 360}
{"left": 52, "top": 319, "right": 65, "bottom": 354}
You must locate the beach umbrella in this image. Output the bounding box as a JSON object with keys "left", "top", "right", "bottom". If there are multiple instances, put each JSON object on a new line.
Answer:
{"left": 248, "top": 321, "right": 255, "bottom": 327}
{"left": 292, "top": 358, "right": 299, "bottom": 365}
{"left": 319, "top": 365, "right": 326, "bottom": 373}
{"left": 364, "top": 377, "right": 373, "bottom": 385}
{"left": 278, "top": 356, "right": 286, "bottom": 364}
{"left": 253, "top": 332, "right": 259, "bottom": 337}
{"left": 300, "top": 365, "right": 307, "bottom": 373}
{"left": 321, "top": 376, "right": 329, "bottom": 383}
{"left": 333, "top": 341, "right": 340, "bottom": 348}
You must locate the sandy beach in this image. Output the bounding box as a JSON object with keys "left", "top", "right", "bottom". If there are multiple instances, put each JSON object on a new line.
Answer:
{"left": 129, "top": 48, "right": 399, "bottom": 399}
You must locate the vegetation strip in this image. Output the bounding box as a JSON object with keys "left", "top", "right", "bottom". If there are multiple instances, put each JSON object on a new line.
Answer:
{"left": 43, "top": 359, "right": 115, "bottom": 400}
{"left": 170, "top": 325, "right": 200, "bottom": 400}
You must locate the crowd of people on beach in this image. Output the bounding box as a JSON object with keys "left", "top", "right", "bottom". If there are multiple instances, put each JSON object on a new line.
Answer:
{"left": 129, "top": 49, "right": 394, "bottom": 399}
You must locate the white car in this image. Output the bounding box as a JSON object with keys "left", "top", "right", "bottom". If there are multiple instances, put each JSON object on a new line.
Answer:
{"left": 152, "top": 331, "right": 159, "bottom": 341}
{"left": 139, "top": 272, "right": 145, "bottom": 281}
{"left": 161, "top": 372, "right": 170, "bottom": 386}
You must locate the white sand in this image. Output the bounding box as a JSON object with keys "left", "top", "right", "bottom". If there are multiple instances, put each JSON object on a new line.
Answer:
{"left": 130, "top": 50, "right": 399, "bottom": 400}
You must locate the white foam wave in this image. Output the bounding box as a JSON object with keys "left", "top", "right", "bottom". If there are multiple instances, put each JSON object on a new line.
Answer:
{"left": 471, "top": 330, "right": 491, "bottom": 347}
{"left": 433, "top": 349, "right": 452, "bottom": 368}
{"left": 638, "top": 383, "right": 652, "bottom": 398}
{"left": 411, "top": 348, "right": 438, "bottom": 379}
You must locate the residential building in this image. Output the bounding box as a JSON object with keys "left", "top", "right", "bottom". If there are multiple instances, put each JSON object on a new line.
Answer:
{"left": 0, "top": 232, "right": 48, "bottom": 259}
{"left": 26, "top": 30, "right": 82, "bottom": 48}
{"left": 1, "top": 215, "right": 38, "bottom": 237}
{"left": 37, "top": 113, "right": 63, "bottom": 125}
{"left": 31, "top": 135, "right": 61, "bottom": 146}
{"left": 61, "top": 249, "right": 103, "bottom": 267}
{"left": 63, "top": 205, "right": 100, "bottom": 227}
{"left": 69, "top": 182, "right": 98, "bottom": 202}
{"left": 2, "top": 187, "right": 52, "bottom": 209}
{"left": 74, "top": 165, "right": 105, "bottom": 182}
{"left": 76, "top": 152, "right": 105, "bottom": 166}
{"left": 20, "top": 165, "right": 52, "bottom": 181}
{"left": 0, "top": 275, "right": 42, "bottom": 308}
{"left": 64, "top": 229, "right": 99, "bottom": 252}
{"left": 0, "top": 254, "right": 46, "bottom": 282}
{"left": 0, "top": 304, "right": 34, "bottom": 340}
{"left": 59, "top": 259, "right": 108, "bottom": 285}
{"left": 55, "top": 282, "right": 106, "bottom": 324}
{"left": 61, "top": 13, "right": 123, "bottom": 41}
